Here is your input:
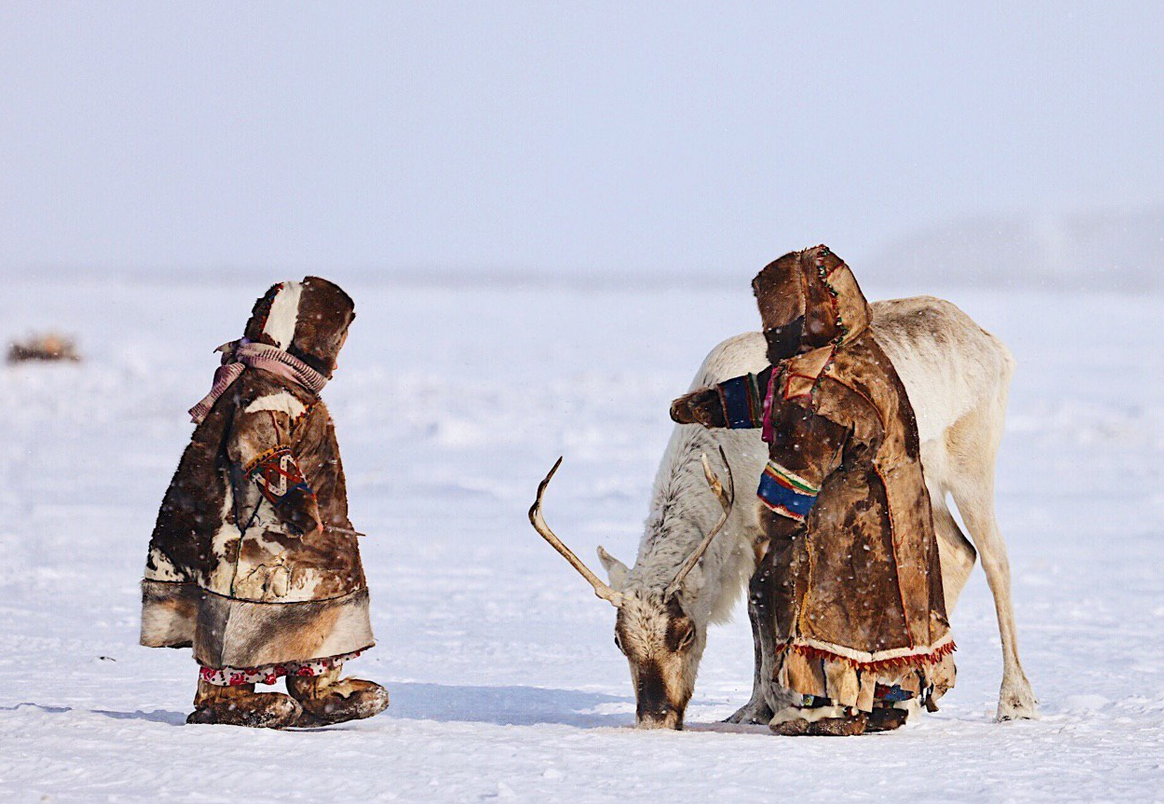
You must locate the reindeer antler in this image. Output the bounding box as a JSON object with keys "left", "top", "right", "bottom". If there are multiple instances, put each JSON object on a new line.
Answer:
{"left": 665, "top": 447, "right": 735, "bottom": 599}
{"left": 529, "top": 457, "right": 623, "bottom": 606}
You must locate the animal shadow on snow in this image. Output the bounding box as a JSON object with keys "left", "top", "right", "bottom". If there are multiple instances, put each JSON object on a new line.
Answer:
{"left": 0, "top": 702, "right": 186, "bottom": 726}
{"left": 386, "top": 683, "right": 634, "bottom": 728}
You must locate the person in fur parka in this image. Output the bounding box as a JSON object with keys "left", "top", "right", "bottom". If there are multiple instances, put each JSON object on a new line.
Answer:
{"left": 141, "top": 277, "right": 389, "bottom": 728}
{"left": 671, "top": 246, "right": 955, "bottom": 736}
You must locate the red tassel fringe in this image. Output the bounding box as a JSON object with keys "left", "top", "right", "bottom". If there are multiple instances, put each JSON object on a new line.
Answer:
{"left": 776, "top": 640, "right": 956, "bottom": 672}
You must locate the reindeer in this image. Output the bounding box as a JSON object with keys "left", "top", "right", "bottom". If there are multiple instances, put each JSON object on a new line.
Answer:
{"left": 529, "top": 296, "right": 1039, "bottom": 730}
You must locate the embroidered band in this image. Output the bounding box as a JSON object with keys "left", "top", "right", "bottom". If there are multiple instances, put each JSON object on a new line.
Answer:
{"left": 717, "top": 373, "right": 765, "bottom": 429}
{"left": 247, "top": 447, "right": 313, "bottom": 507}
{"left": 757, "top": 460, "right": 820, "bottom": 522}
{"left": 199, "top": 649, "right": 364, "bottom": 687}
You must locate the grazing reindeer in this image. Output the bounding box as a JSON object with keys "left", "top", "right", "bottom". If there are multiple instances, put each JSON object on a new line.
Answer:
{"left": 529, "top": 296, "right": 1038, "bottom": 729}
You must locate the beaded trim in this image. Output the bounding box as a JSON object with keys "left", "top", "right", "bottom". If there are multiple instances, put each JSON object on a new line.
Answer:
{"left": 813, "top": 244, "right": 850, "bottom": 346}
{"left": 198, "top": 649, "right": 364, "bottom": 687}
{"left": 241, "top": 445, "right": 286, "bottom": 478}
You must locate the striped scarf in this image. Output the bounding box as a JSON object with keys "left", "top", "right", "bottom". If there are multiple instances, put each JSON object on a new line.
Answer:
{"left": 188, "top": 339, "right": 328, "bottom": 424}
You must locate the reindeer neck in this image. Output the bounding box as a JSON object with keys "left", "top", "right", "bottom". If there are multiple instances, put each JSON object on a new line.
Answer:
{"left": 627, "top": 464, "right": 738, "bottom": 625}
{"left": 625, "top": 419, "right": 761, "bottom": 626}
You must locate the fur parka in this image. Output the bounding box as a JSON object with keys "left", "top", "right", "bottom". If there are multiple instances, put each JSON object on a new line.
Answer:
{"left": 140, "top": 278, "right": 374, "bottom": 670}
{"left": 672, "top": 246, "right": 955, "bottom": 712}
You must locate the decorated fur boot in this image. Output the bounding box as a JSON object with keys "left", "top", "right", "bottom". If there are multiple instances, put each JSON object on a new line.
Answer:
{"left": 769, "top": 697, "right": 869, "bottom": 737}
{"left": 186, "top": 680, "right": 303, "bottom": 728}
{"left": 287, "top": 665, "right": 390, "bottom": 727}
{"left": 864, "top": 685, "right": 926, "bottom": 733}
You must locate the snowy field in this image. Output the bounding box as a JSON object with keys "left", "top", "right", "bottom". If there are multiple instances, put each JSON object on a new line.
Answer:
{"left": 1, "top": 276, "right": 1161, "bottom": 802}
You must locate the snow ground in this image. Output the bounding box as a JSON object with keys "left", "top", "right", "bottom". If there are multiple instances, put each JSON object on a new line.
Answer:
{"left": 0, "top": 277, "right": 1161, "bottom": 802}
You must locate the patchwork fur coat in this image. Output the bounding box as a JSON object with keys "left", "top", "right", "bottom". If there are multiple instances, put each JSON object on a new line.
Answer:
{"left": 672, "top": 246, "right": 955, "bottom": 712}
{"left": 140, "top": 278, "right": 374, "bottom": 670}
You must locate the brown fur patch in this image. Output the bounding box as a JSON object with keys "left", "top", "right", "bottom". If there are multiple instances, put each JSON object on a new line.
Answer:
{"left": 288, "top": 277, "right": 355, "bottom": 377}
{"left": 140, "top": 580, "right": 201, "bottom": 648}
{"left": 634, "top": 660, "right": 672, "bottom": 720}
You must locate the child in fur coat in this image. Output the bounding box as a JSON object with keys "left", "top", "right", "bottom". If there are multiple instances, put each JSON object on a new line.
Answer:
{"left": 141, "top": 277, "right": 389, "bottom": 728}
{"left": 671, "top": 247, "right": 955, "bottom": 735}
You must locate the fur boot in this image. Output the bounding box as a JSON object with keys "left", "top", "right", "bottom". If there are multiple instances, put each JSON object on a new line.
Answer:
{"left": 865, "top": 705, "right": 911, "bottom": 733}
{"left": 769, "top": 702, "right": 870, "bottom": 737}
{"left": 770, "top": 712, "right": 869, "bottom": 736}
{"left": 186, "top": 680, "right": 303, "bottom": 728}
{"left": 286, "top": 665, "right": 390, "bottom": 727}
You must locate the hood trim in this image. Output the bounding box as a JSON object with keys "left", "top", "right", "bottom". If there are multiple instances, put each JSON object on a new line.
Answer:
{"left": 263, "top": 282, "right": 303, "bottom": 350}
{"left": 813, "top": 245, "right": 870, "bottom": 347}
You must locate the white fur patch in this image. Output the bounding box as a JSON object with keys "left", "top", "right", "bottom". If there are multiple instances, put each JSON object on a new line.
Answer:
{"left": 245, "top": 391, "right": 307, "bottom": 419}
{"left": 207, "top": 484, "right": 241, "bottom": 596}
{"left": 143, "top": 546, "right": 182, "bottom": 582}
{"left": 770, "top": 703, "right": 849, "bottom": 724}
{"left": 263, "top": 281, "right": 303, "bottom": 349}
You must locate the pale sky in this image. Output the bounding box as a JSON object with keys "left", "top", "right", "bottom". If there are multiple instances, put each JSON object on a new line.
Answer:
{"left": 1, "top": 2, "right": 1160, "bottom": 277}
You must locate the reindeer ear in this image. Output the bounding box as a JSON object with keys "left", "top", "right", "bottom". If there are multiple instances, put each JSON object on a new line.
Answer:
{"left": 597, "top": 546, "right": 629, "bottom": 591}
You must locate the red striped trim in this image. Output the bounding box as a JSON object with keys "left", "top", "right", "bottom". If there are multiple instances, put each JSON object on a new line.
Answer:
{"left": 762, "top": 465, "right": 818, "bottom": 495}
{"left": 758, "top": 497, "right": 807, "bottom": 522}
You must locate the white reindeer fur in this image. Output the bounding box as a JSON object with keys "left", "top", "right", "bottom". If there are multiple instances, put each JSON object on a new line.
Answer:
{"left": 245, "top": 391, "right": 308, "bottom": 419}
{"left": 601, "top": 296, "right": 1039, "bottom": 722}
{"left": 263, "top": 281, "right": 303, "bottom": 350}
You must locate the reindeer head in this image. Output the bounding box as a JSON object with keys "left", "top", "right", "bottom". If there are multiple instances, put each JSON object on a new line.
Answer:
{"left": 606, "top": 580, "right": 703, "bottom": 729}
{"left": 528, "top": 452, "right": 733, "bottom": 730}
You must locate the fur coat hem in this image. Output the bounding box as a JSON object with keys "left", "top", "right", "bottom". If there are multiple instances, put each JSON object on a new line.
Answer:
{"left": 774, "top": 634, "right": 956, "bottom": 712}
{"left": 141, "top": 580, "right": 374, "bottom": 668}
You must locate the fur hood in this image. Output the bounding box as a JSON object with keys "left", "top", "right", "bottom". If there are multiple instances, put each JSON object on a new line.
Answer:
{"left": 243, "top": 277, "right": 356, "bottom": 378}
{"left": 752, "top": 245, "right": 871, "bottom": 362}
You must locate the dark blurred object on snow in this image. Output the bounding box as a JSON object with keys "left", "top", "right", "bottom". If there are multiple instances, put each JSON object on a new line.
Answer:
{"left": 7, "top": 332, "right": 81, "bottom": 364}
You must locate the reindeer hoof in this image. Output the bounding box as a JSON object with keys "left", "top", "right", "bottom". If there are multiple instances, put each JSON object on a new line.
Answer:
{"left": 725, "top": 700, "right": 774, "bottom": 725}
{"left": 996, "top": 703, "right": 1039, "bottom": 721}
{"left": 996, "top": 684, "right": 1039, "bottom": 721}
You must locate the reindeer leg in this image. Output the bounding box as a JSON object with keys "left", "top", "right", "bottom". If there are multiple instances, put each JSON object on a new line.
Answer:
{"left": 948, "top": 406, "right": 1038, "bottom": 721}
{"left": 724, "top": 581, "right": 775, "bottom": 724}
{"left": 956, "top": 489, "right": 1038, "bottom": 720}
{"left": 931, "top": 490, "right": 977, "bottom": 615}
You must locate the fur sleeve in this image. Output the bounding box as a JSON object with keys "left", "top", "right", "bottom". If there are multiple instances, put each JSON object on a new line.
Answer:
{"left": 715, "top": 366, "right": 774, "bottom": 429}
{"left": 671, "top": 366, "right": 774, "bottom": 429}
{"left": 758, "top": 397, "right": 850, "bottom": 522}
